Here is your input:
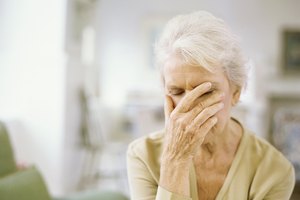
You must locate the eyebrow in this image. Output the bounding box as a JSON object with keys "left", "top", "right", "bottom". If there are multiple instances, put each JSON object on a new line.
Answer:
{"left": 167, "top": 82, "right": 218, "bottom": 90}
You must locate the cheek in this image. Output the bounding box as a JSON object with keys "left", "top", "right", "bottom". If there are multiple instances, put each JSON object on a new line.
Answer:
{"left": 214, "top": 94, "right": 232, "bottom": 127}
{"left": 222, "top": 93, "right": 232, "bottom": 112}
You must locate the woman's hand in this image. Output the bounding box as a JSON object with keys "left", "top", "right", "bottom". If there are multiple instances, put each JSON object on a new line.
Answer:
{"left": 159, "top": 82, "right": 224, "bottom": 196}
{"left": 163, "top": 82, "right": 224, "bottom": 164}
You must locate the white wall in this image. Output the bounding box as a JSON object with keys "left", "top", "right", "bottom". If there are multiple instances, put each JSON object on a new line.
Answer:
{"left": 96, "top": 0, "right": 300, "bottom": 136}
{"left": 0, "top": 0, "right": 66, "bottom": 196}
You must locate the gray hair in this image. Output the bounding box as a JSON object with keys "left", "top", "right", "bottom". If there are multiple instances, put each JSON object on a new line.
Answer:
{"left": 154, "top": 11, "right": 248, "bottom": 89}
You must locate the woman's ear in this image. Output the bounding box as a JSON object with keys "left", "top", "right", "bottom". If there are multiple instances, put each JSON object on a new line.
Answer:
{"left": 231, "top": 87, "right": 241, "bottom": 106}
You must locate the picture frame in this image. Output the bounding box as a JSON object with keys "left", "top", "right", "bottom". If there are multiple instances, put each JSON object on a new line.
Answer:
{"left": 282, "top": 29, "right": 300, "bottom": 75}
{"left": 268, "top": 95, "right": 300, "bottom": 180}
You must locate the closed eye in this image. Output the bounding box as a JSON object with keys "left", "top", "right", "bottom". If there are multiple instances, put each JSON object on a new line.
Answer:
{"left": 169, "top": 89, "right": 185, "bottom": 96}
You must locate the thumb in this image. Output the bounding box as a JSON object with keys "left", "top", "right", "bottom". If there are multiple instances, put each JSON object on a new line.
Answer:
{"left": 164, "top": 95, "right": 174, "bottom": 122}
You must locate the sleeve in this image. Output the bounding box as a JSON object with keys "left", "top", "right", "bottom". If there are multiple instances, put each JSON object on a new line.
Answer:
{"left": 263, "top": 165, "right": 295, "bottom": 200}
{"left": 126, "top": 145, "right": 192, "bottom": 200}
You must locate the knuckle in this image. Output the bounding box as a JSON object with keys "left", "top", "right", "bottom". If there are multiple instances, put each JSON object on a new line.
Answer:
{"left": 181, "top": 104, "right": 188, "bottom": 112}
{"left": 172, "top": 115, "right": 185, "bottom": 125}
{"left": 199, "top": 101, "right": 205, "bottom": 108}
{"left": 180, "top": 120, "right": 188, "bottom": 128}
{"left": 197, "top": 101, "right": 205, "bottom": 110}
{"left": 177, "top": 102, "right": 188, "bottom": 112}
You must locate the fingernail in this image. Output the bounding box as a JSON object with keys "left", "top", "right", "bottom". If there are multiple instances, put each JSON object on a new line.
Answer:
{"left": 204, "top": 82, "right": 211, "bottom": 88}
{"left": 219, "top": 92, "right": 225, "bottom": 98}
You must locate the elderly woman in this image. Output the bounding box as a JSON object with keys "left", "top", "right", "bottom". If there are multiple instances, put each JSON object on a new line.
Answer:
{"left": 127, "top": 11, "right": 295, "bottom": 200}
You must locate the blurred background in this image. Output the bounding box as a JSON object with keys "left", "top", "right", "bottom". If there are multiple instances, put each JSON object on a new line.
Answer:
{"left": 0, "top": 0, "right": 300, "bottom": 199}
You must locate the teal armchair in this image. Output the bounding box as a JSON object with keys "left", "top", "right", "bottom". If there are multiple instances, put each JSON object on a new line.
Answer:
{"left": 0, "top": 122, "right": 128, "bottom": 200}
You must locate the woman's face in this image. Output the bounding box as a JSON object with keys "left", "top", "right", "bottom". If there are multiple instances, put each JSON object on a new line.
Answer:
{"left": 163, "top": 56, "right": 240, "bottom": 137}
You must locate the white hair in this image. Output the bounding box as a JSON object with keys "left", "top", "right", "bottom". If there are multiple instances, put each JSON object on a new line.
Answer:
{"left": 155, "top": 11, "right": 248, "bottom": 89}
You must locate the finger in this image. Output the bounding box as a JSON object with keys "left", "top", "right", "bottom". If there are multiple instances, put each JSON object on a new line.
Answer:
{"left": 194, "top": 116, "right": 218, "bottom": 143}
{"left": 175, "top": 82, "right": 212, "bottom": 113}
{"left": 191, "top": 102, "right": 224, "bottom": 127}
{"left": 188, "top": 91, "right": 225, "bottom": 119}
{"left": 164, "top": 95, "right": 174, "bottom": 121}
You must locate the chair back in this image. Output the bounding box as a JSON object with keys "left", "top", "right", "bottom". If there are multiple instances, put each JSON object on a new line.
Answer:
{"left": 0, "top": 122, "right": 17, "bottom": 177}
{"left": 0, "top": 167, "right": 51, "bottom": 200}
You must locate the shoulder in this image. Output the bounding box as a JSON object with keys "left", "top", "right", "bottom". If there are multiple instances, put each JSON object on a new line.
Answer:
{"left": 242, "top": 130, "right": 295, "bottom": 198}
{"left": 127, "top": 130, "right": 164, "bottom": 166}
{"left": 243, "top": 130, "right": 295, "bottom": 186}
{"left": 127, "top": 130, "right": 164, "bottom": 155}
{"left": 245, "top": 130, "right": 293, "bottom": 171}
{"left": 245, "top": 131, "right": 291, "bottom": 168}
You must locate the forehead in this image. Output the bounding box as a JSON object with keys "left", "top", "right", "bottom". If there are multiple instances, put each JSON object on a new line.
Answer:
{"left": 163, "top": 57, "right": 225, "bottom": 88}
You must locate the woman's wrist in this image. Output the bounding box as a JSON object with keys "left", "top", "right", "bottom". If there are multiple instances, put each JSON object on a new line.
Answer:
{"left": 159, "top": 158, "right": 192, "bottom": 196}
{"left": 161, "top": 155, "right": 192, "bottom": 169}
